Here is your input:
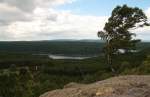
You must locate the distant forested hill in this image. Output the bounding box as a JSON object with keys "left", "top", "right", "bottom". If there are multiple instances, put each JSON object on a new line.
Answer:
{"left": 0, "top": 40, "right": 150, "bottom": 55}
{"left": 0, "top": 40, "right": 104, "bottom": 55}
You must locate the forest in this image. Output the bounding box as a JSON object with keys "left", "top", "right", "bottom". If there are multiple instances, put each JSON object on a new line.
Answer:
{"left": 0, "top": 41, "right": 150, "bottom": 97}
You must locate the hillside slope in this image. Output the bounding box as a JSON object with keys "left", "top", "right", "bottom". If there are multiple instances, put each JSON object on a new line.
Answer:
{"left": 40, "top": 75, "right": 150, "bottom": 97}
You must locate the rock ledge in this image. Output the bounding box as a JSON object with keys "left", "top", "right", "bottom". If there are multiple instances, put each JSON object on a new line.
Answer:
{"left": 40, "top": 75, "right": 150, "bottom": 97}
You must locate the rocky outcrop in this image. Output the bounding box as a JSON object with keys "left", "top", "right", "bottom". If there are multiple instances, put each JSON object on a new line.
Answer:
{"left": 40, "top": 75, "right": 150, "bottom": 97}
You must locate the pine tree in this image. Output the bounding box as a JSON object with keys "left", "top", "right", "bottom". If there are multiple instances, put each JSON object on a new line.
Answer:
{"left": 98, "top": 5, "right": 149, "bottom": 72}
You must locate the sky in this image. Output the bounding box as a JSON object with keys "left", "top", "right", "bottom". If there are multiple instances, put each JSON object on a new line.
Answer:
{"left": 0, "top": 0, "right": 150, "bottom": 41}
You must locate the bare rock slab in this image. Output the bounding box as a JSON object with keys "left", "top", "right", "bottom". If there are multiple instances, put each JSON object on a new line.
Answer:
{"left": 40, "top": 75, "right": 150, "bottom": 97}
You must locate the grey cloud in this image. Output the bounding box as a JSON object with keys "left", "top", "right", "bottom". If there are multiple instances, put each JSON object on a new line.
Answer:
{"left": 37, "top": 30, "right": 78, "bottom": 36}
{"left": 47, "top": 14, "right": 58, "bottom": 21}
{"left": 0, "top": 0, "right": 74, "bottom": 13}
{"left": 0, "top": 7, "right": 32, "bottom": 25}
{"left": 0, "top": 0, "right": 72, "bottom": 25}
{"left": 0, "top": 0, "right": 36, "bottom": 12}
{"left": 0, "top": 20, "right": 9, "bottom": 25}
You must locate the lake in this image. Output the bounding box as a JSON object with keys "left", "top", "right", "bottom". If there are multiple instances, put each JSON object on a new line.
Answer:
{"left": 48, "top": 54, "right": 95, "bottom": 60}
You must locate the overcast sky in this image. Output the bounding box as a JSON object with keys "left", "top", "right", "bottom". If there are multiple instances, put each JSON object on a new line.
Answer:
{"left": 0, "top": 0, "right": 150, "bottom": 41}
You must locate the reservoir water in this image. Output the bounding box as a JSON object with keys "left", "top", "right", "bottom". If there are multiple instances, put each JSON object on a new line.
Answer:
{"left": 48, "top": 54, "right": 94, "bottom": 60}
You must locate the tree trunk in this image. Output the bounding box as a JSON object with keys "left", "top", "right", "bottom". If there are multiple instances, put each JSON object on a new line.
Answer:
{"left": 107, "top": 53, "right": 115, "bottom": 73}
{"left": 107, "top": 40, "right": 115, "bottom": 73}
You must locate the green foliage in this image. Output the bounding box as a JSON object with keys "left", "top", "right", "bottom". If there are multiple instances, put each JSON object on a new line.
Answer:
{"left": 0, "top": 53, "right": 109, "bottom": 97}
{"left": 137, "top": 55, "right": 150, "bottom": 74}
{"left": 0, "top": 68, "right": 33, "bottom": 97}
{"left": 0, "top": 41, "right": 150, "bottom": 97}
{"left": 99, "top": 5, "right": 148, "bottom": 52}
{"left": 98, "top": 5, "right": 149, "bottom": 72}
